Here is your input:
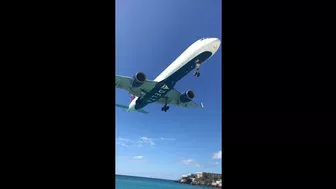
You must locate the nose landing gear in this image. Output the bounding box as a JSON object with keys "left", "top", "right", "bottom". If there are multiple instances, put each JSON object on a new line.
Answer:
{"left": 193, "top": 71, "right": 200, "bottom": 77}
{"left": 193, "top": 63, "right": 201, "bottom": 77}
{"left": 161, "top": 97, "right": 169, "bottom": 112}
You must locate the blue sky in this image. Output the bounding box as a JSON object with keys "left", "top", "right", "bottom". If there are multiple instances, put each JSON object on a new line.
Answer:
{"left": 116, "top": 0, "right": 222, "bottom": 180}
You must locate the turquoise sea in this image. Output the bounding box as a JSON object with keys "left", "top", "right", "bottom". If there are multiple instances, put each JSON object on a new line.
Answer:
{"left": 116, "top": 175, "right": 212, "bottom": 189}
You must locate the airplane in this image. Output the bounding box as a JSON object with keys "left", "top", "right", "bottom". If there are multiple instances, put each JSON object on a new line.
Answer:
{"left": 115, "top": 37, "right": 221, "bottom": 114}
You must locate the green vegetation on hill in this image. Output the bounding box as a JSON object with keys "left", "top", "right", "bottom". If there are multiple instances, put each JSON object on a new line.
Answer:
{"left": 176, "top": 172, "right": 222, "bottom": 188}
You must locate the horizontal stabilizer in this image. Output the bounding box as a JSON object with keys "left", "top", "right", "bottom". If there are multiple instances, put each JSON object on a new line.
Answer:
{"left": 115, "top": 104, "right": 149, "bottom": 114}
{"left": 116, "top": 104, "right": 128, "bottom": 109}
{"left": 137, "top": 109, "right": 149, "bottom": 114}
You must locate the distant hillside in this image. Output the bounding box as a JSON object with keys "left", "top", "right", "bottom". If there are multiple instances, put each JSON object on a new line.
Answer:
{"left": 176, "top": 172, "right": 222, "bottom": 188}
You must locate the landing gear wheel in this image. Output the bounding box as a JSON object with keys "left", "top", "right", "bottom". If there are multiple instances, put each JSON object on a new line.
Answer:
{"left": 161, "top": 97, "right": 169, "bottom": 112}
{"left": 194, "top": 71, "right": 200, "bottom": 77}
{"left": 161, "top": 105, "right": 169, "bottom": 112}
{"left": 194, "top": 63, "right": 201, "bottom": 77}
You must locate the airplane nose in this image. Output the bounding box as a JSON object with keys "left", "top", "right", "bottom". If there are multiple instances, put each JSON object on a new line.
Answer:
{"left": 208, "top": 38, "right": 221, "bottom": 53}
{"left": 211, "top": 38, "right": 221, "bottom": 49}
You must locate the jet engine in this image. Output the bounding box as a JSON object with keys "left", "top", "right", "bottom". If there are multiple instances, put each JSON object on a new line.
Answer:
{"left": 180, "top": 90, "right": 195, "bottom": 103}
{"left": 132, "top": 72, "right": 146, "bottom": 87}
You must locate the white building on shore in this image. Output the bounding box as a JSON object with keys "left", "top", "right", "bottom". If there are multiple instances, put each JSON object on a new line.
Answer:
{"left": 181, "top": 173, "right": 192, "bottom": 178}
{"left": 196, "top": 172, "right": 203, "bottom": 178}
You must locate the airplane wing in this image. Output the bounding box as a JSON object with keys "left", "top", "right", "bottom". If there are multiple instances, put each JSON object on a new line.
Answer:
{"left": 116, "top": 75, "right": 203, "bottom": 109}
{"left": 156, "top": 89, "right": 204, "bottom": 108}
{"left": 115, "top": 75, "right": 158, "bottom": 97}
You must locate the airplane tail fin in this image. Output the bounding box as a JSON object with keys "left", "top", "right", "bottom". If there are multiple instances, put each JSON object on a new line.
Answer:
{"left": 115, "top": 103, "right": 149, "bottom": 114}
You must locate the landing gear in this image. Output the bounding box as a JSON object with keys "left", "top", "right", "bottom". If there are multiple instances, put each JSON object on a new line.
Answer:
{"left": 193, "top": 71, "right": 200, "bottom": 77}
{"left": 161, "top": 106, "right": 169, "bottom": 112}
{"left": 193, "top": 63, "right": 201, "bottom": 77}
{"left": 161, "top": 97, "right": 169, "bottom": 112}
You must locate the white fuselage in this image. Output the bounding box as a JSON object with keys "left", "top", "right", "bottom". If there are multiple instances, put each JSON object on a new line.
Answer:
{"left": 127, "top": 38, "right": 221, "bottom": 112}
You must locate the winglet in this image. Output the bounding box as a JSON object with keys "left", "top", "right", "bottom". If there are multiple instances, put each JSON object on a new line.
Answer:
{"left": 201, "top": 103, "right": 204, "bottom": 108}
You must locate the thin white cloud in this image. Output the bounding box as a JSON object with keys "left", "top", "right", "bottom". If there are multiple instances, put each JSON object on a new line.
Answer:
{"left": 133, "top": 156, "right": 144, "bottom": 159}
{"left": 180, "top": 159, "right": 194, "bottom": 165}
{"left": 207, "top": 162, "right": 220, "bottom": 166}
{"left": 212, "top": 150, "right": 222, "bottom": 159}
{"left": 140, "top": 137, "right": 155, "bottom": 146}
{"left": 159, "top": 137, "right": 176, "bottom": 141}
{"left": 118, "top": 138, "right": 131, "bottom": 142}
{"left": 120, "top": 143, "right": 128, "bottom": 147}
{"left": 178, "top": 158, "right": 220, "bottom": 168}
{"left": 116, "top": 137, "right": 148, "bottom": 148}
{"left": 117, "top": 136, "right": 175, "bottom": 148}
{"left": 194, "top": 162, "right": 220, "bottom": 168}
{"left": 116, "top": 138, "right": 130, "bottom": 147}
{"left": 195, "top": 164, "right": 202, "bottom": 167}
{"left": 140, "top": 137, "right": 150, "bottom": 141}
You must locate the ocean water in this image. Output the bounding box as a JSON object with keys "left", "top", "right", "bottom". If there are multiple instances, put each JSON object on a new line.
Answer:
{"left": 116, "top": 175, "right": 211, "bottom": 189}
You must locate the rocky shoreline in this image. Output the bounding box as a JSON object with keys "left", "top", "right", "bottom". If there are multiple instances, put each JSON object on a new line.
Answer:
{"left": 175, "top": 172, "right": 222, "bottom": 188}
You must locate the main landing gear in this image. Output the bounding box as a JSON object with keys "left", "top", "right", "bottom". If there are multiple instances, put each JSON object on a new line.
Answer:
{"left": 161, "top": 105, "right": 169, "bottom": 112}
{"left": 193, "top": 63, "right": 201, "bottom": 77}
{"left": 161, "top": 98, "right": 169, "bottom": 112}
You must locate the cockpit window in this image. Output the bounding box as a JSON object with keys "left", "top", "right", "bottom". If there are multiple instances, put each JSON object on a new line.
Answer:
{"left": 200, "top": 38, "right": 207, "bottom": 41}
